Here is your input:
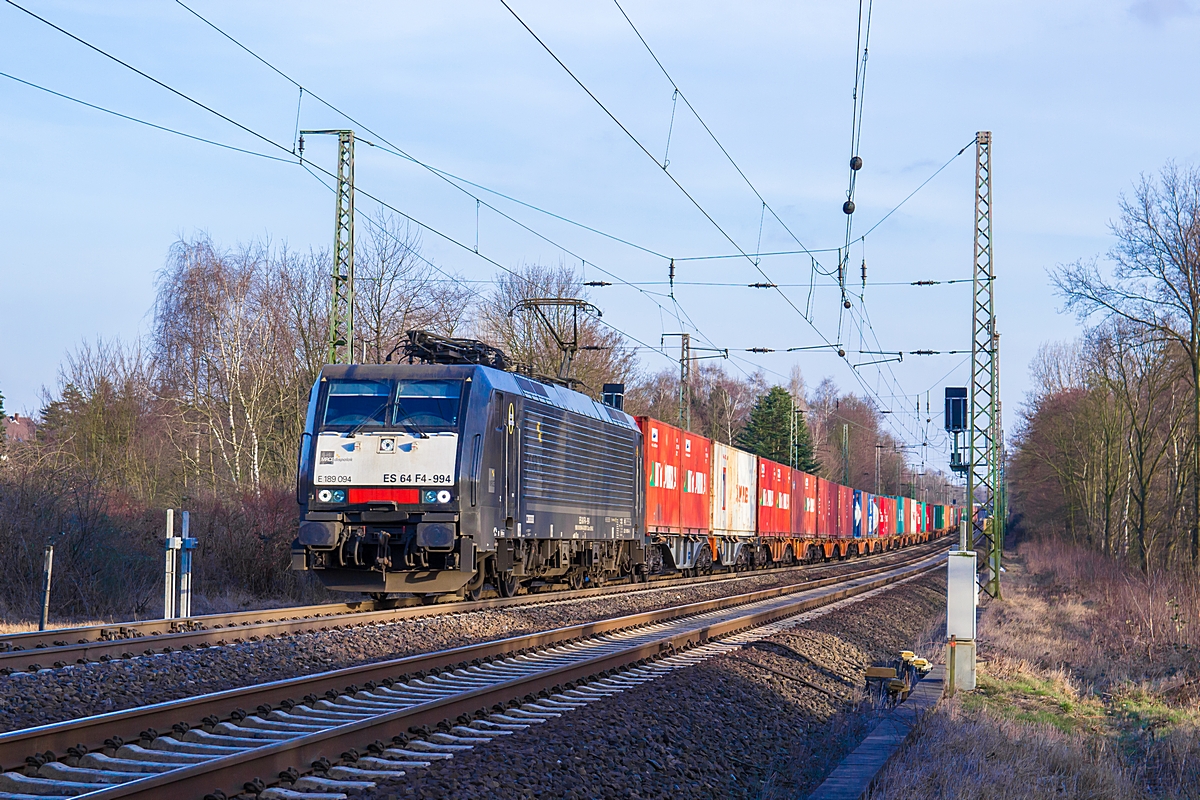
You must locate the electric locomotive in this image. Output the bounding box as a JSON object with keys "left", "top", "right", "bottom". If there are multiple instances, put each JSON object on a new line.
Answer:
{"left": 292, "top": 331, "right": 645, "bottom": 599}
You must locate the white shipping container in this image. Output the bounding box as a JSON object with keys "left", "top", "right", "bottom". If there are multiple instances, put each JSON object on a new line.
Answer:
{"left": 710, "top": 442, "right": 756, "bottom": 536}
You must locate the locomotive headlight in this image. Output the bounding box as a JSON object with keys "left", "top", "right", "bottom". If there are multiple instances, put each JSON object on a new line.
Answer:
{"left": 331, "top": 489, "right": 347, "bottom": 503}
{"left": 436, "top": 489, "right": 452, "bottom": 504}
{"left": 317, "top": 489, "right": 333, "bottom": 503}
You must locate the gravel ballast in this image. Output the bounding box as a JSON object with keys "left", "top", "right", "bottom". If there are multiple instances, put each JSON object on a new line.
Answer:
{"left": 0, "top": 548, "right": 938, "bottom": 732}
{"left": 364, "top": 571, "right": 948, "bottom": 800}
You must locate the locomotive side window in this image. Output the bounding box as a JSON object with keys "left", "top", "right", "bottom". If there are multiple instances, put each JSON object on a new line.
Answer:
{"left": 322, "top": 381, "right": 392, "bottom": 428}
{"left": 393, "top": 380, "right": 463, "bottom": 430}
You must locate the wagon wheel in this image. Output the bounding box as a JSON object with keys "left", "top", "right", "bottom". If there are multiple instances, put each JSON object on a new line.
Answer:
{"left": 568, "top": 569, "right": 584, "bottom": 590}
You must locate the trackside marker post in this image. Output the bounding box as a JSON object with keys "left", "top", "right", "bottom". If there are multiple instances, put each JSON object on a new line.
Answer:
{"left": 164, "top": 509, "right": 181, "bottom": 619}
{"left": 179, "top": 511, "right": 196, "bottom": 618}
{"left": 38, "top": 544, "right": 54, "bottom": 631}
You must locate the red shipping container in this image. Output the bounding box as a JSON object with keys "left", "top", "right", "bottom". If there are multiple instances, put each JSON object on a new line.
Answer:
{"left": 880, "top": 497, "right": 897, "bottom": 537}
{"left": 791, "top": 470, "right": 818, "bottom": 537}
{"left": 925, "top": 503, "right": 934, "bottom": 532}
{"left": 814, "top": 477, "right": 832, "bottom": 537}
{"left": 757, "top": 458, "right": 792, "bottom": 536}
{"left": 679, "top": 431, "right": 712, "bottom": 533}
{"left": 837, "top": 484, "right": 854, "bottom": 539}
{"left": 637, "top": 417, "right": 681, "bottom": 533}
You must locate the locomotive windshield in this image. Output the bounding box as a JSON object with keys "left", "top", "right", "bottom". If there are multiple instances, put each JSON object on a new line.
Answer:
{"left": 319, "top": 378, "right": 464, "bottom": 432}
{"left": 393, "top": 380, "right": 462, "bottom": 429}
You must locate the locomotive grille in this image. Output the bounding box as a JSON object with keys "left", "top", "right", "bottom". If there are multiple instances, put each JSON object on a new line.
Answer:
{"left": 522, "top": 404, "right": 638, "bottom": 509}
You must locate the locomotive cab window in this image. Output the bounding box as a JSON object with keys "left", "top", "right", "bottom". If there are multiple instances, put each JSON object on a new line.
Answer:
{"left": 321, "top": 381, "right": 392, "bottom": 429}
{"left": 393, "top": 380, "right": 463, "bottom": 430}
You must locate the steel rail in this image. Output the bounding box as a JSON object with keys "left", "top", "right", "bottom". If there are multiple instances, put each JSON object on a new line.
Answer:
{"left": 60, "top": 551, "right": 947, "bottom": 800}
{"left": 0, "top": 538, "right": 950, "bottom": 673}
{"left": 0, "top": 602, "right": 378, "bottom": 652}
{"left": 0, "top": 544, "right": 945, "bottom": 775}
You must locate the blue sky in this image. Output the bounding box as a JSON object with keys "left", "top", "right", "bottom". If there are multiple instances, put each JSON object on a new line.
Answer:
{"left": 2, "top": 0, "right": 1198, "bottom": 473}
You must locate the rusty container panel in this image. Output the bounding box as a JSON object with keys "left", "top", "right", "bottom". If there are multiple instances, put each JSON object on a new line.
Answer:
{"left": 679, "top": 431, "right": 712, "bottom": 533}
{"left": 711, "top": 442, "right": 756, "bottom": 536}
{"left": 756, "top": 458, "right": 792, "bottom": 536}
{"left": 792, "top": 470, "right": 818, "bottom": 537}
{"left": 637, "top": 417, "right": 681, "bottom": 534}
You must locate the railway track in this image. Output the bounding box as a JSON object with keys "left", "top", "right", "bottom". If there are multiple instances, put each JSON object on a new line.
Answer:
{"left": 0, "top": 539, "right": 949, "bottom": 674}
{"left": 0, "top": 546, "right": 946, "bottom": 800}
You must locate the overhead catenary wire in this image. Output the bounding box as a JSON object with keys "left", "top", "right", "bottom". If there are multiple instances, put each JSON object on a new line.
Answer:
{"left": 181, "top": 0, "right": 971, "bottom": 438}
{"left": 838, "top": 0, "right": 874, "bottom": 331}
{"left": 610, "top": 0, "right": 827, "bottom": 267}
{"left": 498, "top": 1, "right": 853, "bottom": 361}
{"left": 172, "top": 0, "right": 672, "bottom": 263}
{"left": 2, "top": 0, "right": 692, "bottom": 371}
{"left": 9, "top": 0, "right": 951, "bottom": 458}
{"left": 496, "top": 0, "right": 926, "bottom": 447}
{"left": 0, "top": 70, "right": 293, "bottom": 163}
{"left": 168, "top": 0, "right": 749, "bottom": 367}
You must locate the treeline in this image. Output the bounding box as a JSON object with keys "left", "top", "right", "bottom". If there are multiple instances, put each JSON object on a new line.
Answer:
{"left": 0, "top": 213, "right": 934, "bottom": 618}
{"left": 1012, "top": 162, "right": 1200, "bottom": 573}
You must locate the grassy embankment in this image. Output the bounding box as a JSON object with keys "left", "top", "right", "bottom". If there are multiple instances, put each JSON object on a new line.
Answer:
{"left": 869, "top": 540, "right": 1200, "bottom": 799}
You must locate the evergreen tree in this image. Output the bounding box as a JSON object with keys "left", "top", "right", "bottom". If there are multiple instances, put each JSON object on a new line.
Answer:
{"left": 738, "top": 386, "right": 819, "bottom": 473}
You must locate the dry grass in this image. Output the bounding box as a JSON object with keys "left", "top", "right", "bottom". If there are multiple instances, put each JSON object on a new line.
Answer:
{"left": 867, "top": 701, "right": 1144, "bottom": 799}
{"left": 867, "top": 542, "right": 1200, "bottom": 799}
{"left": 0, "top": 619, "right": 111, "bottom": 635}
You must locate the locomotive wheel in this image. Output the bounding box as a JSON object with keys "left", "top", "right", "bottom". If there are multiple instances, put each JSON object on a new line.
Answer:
{"left": 497, "top": 571, "right": 521, "bottom": 598}
{"left": 463, "top": 564, "right": 487, "bottom": 601}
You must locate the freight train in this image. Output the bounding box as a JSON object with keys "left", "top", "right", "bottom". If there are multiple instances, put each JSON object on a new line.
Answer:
{"left": 291, "top": 332, "right": 959, "bottom": 599}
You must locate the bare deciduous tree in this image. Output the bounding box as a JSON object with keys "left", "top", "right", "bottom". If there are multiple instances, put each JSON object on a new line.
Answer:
{"left": 1054, "top": 162, "right": 1200, "bottom": 564}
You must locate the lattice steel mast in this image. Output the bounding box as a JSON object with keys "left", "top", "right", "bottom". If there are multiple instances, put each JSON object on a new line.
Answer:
{"left": 301, "top": 129, "right": 356, "bottom": 364}
{"left": 965, "top": 130, "right": 1003, "bottom": 599}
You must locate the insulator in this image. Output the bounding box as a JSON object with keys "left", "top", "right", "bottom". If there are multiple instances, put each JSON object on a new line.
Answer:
{"left": 850, "top": 156, "right": 863, "bottom": 171}
{"left": 843, "top": 200, "right": 856, "bottom": 215}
